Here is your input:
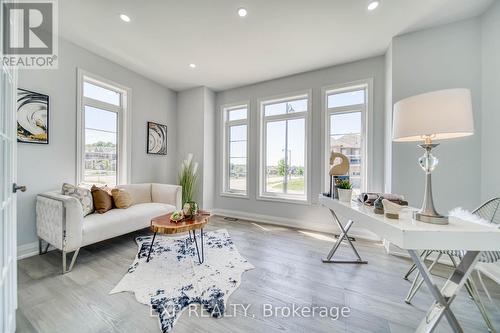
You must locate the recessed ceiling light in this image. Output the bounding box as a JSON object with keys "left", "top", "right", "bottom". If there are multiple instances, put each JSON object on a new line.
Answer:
{"left": 367, "top": 0, "right": 380, "bottom": 11}
{"left": 238, "top": 8, "right": 248, "bottom": 17}
{"left": 120, "top": 14, "right": 131, "bottom": 22}
{"left": 189, "top": 63, "right": 196, "bottom": 68}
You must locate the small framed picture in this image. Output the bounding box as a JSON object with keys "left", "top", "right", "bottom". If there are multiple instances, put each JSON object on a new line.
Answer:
{"left": 17, "top": 88, "right": 49, "bottom": 144}
{"left": 147, "top": 121, "right": 167, "bottom": 155}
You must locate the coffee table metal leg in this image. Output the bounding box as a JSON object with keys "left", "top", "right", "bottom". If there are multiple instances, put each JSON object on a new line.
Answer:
{"left": 146, "top": 232, "right": 157, "bottom": 262}
{"left": 201, "top": 228, "right": 204, "bottom": 262}
{"left": 193, "top": 228, "right": 204, "bottom": 264}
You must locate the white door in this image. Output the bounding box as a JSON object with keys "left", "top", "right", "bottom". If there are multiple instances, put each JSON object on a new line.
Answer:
{"left": 0, "top": 0, "right": 19, "bottom": 331}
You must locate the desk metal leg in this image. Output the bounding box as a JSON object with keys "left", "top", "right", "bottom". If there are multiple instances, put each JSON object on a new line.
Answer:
{"left": 408, "top": 250, "right": 481, "bottom": 333}
{"left": 406, "top": 252, "right": 443, "bottom": 304}
{"left": 322, "top": 208, "right": 368, "bottom": 264}
{"left": 146, "top": 232, "right": 157, "bottom": 263}
{"left": 404, "top": 250, "right": 433, "bottom": 280}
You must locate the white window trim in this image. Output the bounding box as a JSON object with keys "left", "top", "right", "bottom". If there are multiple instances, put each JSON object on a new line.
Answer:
{"left": 220, "top": 101, "right": 250, "bottom": 198}
{"left": 321, "top": 79, "right": 374, "bottom": 193}
{"left": 257, "top": 90, "right": 312, "bottom": 204}
{"left": 76, "top": 68, "right": 132, "bottom": 186}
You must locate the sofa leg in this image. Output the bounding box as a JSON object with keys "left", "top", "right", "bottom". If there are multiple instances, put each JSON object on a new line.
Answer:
{"left": 62, "top": 248, "right": 80, "bottom": 274}
{"left": 38, "top": 238, "right": 49, "bottom": 255}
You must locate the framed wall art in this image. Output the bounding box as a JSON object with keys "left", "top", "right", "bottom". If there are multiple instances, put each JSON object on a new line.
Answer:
{"left": 17, "top": 88, "right": 49, "bottom": 144}
{"left": 147, "top": 121, "right": 167, "bottom": 155}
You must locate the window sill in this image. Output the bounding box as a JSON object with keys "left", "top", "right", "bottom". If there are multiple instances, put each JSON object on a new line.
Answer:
{"left": 257, "top": 194, "right": 310, "bottom": 206}
{"left": 220, "top": 192, "right": 249, "bottom": 199}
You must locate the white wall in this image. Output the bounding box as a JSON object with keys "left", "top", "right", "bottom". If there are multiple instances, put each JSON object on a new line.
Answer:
{"left": 384, "top": 44, "right": 393, "bottom": 194}
{"left": 214, "top": 56, "right": 385, "bottom": 236}
{"left": 17, "top": 38, "right": 178, "bottom": 248}
{"left": 203, "top": 88, "right": 216, "bottom": 210}
{"left": 176, "top": 86, "right": 216, "bottom": 209}
{"left": 389, "top": 19, "right": 482, "bottom": 213}
{"left": 481, "top": 0, "right": 500, "bottom": 201}
{"left": 177, "top": 87, "right": 205, "bottom": 204}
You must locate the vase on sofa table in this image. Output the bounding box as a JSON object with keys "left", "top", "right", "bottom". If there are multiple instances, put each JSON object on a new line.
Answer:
{"left": 338, "top": 189, "right": 353, "bottom": 203}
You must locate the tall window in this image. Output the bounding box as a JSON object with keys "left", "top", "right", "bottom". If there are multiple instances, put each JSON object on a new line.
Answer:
{"left": 222, "top": 103, "right": 248, "bottom": 196}
{"left": 260, "top": 93, "right": 309, "bottom": 201}
{"left": 325, "top": 85, "right": 367, "bottom": 194}
{"left": 77, "top": 70, "right": 130, "bottom": 187}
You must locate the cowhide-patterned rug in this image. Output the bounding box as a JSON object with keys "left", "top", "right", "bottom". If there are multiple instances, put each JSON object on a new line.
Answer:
{"left": 110, "top": 229, "right": 254, "bottom": 332}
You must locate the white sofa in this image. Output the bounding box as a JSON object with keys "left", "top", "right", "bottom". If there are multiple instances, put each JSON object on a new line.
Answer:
{"left": 36, "top": 183, "right": 182, "bottom": 273}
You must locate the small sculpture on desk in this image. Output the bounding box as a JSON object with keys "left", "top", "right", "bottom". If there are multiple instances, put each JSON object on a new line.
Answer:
{"left": 382, "top": 199, "right": 404, "bottom": 219}
{"left": 326, "top": 151, "right": 350, "bottom": 199}
{"left": 374, "top": 197, "right": 384, "bottom": 214}
{"left": 330, "top": 152, "right": 349, "bottom": 175}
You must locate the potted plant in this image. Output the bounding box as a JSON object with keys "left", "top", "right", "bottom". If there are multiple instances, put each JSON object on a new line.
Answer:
{"left": 179, "top": 153, "right": 198, "bottom": 206}
{"left": 336, "top": 179, "right": 353, "bottom": 203}
{"left": 183, "top": 201, "right": 199, "bottom": 218}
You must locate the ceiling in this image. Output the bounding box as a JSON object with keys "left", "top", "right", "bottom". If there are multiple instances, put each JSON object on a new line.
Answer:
{"left": 60, "top": 0, "right": 493, "bottom": 92}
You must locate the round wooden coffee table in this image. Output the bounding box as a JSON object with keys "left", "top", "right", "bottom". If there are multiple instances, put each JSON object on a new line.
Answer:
{"left": 146, "top": 211, "right": 211, "bottom": 263}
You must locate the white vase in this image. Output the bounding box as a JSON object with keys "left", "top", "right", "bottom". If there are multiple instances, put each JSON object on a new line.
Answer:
{"left": 338, "top": 189, "right": 353, "bottom": 203}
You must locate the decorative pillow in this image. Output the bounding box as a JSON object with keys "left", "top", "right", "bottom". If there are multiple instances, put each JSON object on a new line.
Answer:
{"left": 111, "top": 188, "right": 132, "bottom": 209}
{"left": 62, "top": 183, "right": 94, "bottom": 216}
{"left": 101, "top": 185, "right": 114, "bottom": 206}
{"left": 91, "top": 185, "right": 114, "bottom": 214}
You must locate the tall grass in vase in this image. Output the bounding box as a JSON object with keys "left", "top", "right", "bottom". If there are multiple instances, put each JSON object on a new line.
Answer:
{"left": 179, "top": 153, "right": 198, "bottom": 206}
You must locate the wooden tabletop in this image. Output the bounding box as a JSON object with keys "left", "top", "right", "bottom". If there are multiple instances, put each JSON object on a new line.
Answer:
{"left": 150, "top": 211, "right": 211, "bottom": 234}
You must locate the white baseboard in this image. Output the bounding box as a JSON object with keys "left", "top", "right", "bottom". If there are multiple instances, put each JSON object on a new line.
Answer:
{"left": 212, "top": 208, "right": 380, "bottom": 241}
{"left": 17, "top": 241, "right": 39, "bottom": 260}
{"left": 17, "top": 241, "right": 56, "bottom": 260}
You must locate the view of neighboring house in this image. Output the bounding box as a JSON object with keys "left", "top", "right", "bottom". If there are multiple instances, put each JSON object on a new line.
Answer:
{"left": 331, "top": 134, "right": 361, "bottom": 190}
{"left": 84, "top": 141, "right": 117, "bottom": 186}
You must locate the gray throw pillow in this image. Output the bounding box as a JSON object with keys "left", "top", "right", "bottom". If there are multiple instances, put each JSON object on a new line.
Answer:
{"left": 62, "top": 183, "right": 94, "bottom": 216}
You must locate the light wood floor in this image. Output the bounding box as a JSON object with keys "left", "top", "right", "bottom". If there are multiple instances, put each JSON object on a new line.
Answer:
{"left": 17, "top": 216, "right": 500, "bottom": 333}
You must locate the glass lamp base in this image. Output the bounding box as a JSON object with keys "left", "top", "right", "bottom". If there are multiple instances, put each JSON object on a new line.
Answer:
{"left": 414, "top": 211, "right": 449, "bottom": 225}
{"left": 415, "top": 142, "right": 449, "bottom": 225}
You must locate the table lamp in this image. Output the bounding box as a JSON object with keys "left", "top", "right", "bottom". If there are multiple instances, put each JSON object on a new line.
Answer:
{"left": 392, "top": 88, "right": 474, "bottom": 225}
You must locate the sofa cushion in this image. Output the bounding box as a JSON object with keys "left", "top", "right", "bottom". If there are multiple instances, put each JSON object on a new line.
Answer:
{"left": 82, "top": 203, "right": 175, "bottom": 246}
{"left": 116, "top": 184, "right": 151, "bottom": 205}
{"left": 62, "top": 183, "right": 94, "bottom": 216}
{"left": 152, "top": 183, "right": 179, "bottom": 205}
{"left": 91, "top": 186, "right": 113, "bottom": 213}
{"left": 111, "top": 188, "right": 132, "bottom": 209}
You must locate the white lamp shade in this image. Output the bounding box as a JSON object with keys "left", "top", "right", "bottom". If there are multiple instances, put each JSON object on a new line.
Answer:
{"left": 392, "top": 88, "right": 474, "bottom": 142}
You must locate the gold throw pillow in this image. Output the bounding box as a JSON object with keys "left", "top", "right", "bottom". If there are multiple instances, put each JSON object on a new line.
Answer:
{"left": 91, "top": 185, "right": 113, "bottom": 214}
{"left": 111, "top": 188, "right": 132, "bottom": 209}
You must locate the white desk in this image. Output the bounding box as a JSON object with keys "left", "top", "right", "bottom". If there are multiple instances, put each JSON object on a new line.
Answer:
{"left": 319, "top": 195, "right": 500, "bottom": 333}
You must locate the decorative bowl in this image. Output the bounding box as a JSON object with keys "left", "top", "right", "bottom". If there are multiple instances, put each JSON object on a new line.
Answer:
{"left": 170, "top": 211, "right": 184, "bottom": 222}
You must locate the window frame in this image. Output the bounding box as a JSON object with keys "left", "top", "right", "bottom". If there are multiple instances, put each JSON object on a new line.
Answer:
{"left": 258, "top": 90, "right": 311, "bottom": 204}
{"left": 76, "top": 69, "right": 132, "bottom": 186}
{"left": 220, "top": 101, "right": 250, "bottom": 198}
{"left": 321, "top": 79, "right": 373, "bottom": 193}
